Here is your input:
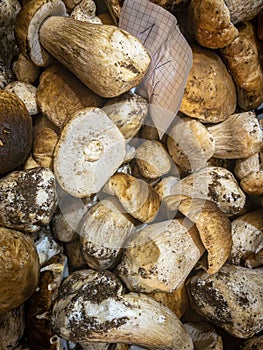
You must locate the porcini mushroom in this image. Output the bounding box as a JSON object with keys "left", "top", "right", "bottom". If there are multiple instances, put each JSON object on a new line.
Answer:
{"left": 54, "top": 108, "right": 126, "bottom": 197}
{"left": 32, "top": 127, "right": 58, "bottom": 169}
{"left": 0, "top": 305, "right": 25, "bottom": 349}
{"left": 117, "top": 218, "right": 205, "bottom": 293}
{"left": 51, "top": 269, "right": 194, "bottom": 349}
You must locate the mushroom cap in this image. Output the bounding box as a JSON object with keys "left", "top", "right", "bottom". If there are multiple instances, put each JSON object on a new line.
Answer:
{"left": 15, "top": 0, "right": 67, "bottom": 66}
{"left": 0, "top": 90, "right": 32, "bottom": 174}
{"left": 179, "top": 46, "right": 236, "bottom": 123}
{"left": 0, "top": 227, "right": 39, "bottom": 313}
{"left": 54, "top": 108, "right": 126, "bottom": 197}
{"left": 240, "top": 170, "right": 263, "bottom": 195}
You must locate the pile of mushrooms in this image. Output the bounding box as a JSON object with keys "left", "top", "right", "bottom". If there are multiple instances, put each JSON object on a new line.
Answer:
{"left": 1, "top": 0, "right": 263, "bottom": 349}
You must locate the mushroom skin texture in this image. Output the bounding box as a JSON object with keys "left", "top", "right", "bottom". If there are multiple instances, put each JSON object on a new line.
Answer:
{"left": 187, "top": 0, "right": 238, "bottom": 49}
{"left": 12, "top": 53, "right": 40, "bottom": 84}
{"left": 54, "top": 108, "right": 126, "bottom": 198}
{"left": 103, "top": 173, "right": 160, "bottom": 223}
{"left": 0, "top": 227, "right": 40, "bottom": 313}
{"left": 51, "top": 269, "right": 194, "bottom": 349}
{"left": 0, "top": 167, "right": 57, "bottom": 233}
{"left": 79, "top": 197, "right": 135, "bottom": 270}
{"left": 33, "top": 127, "right": 58, "bottom": 169}
{"left": 0, "top": 305, "right": 25, "bottom": 349}
{"left": 224, "top": 0, "right": 263, "bottom": 24}
{"left": 179, "top": 46, "right": 236, "bottom": 123}
{"left": 0, "top": 90, "right": 32, "bottom": 174}
{"left": 187, "top": 264, "right": 263, "bottom": 339}
{"left": 220, "top": 21, "right": 263, "bottom": 111}
{"left": 234, "top": 153, "right": 260, "bottom": 180}
{"left": 228, "top": 208, "right": 263, "bottom": 266}
{"left": 184, "top": 322, "right": 223, "bottom": 350}
{"left": 117, "top": 219, "right": 205, "bottom": 293}
{"left": 242, "top": 335, "right": 263, "bottom": 349}
{"left": 240, "top": 170, "right": 263, "bottom": 195}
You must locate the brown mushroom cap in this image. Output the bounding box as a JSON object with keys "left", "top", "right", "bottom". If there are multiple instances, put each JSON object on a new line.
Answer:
{"left": 0, "top": 227, "right": 39, "bottom": 313}
{"left": 179, "top": 46, "right": 237, "bottom": 123}
{"left": 0, "top": 91, "right": 32, "bottom": 174}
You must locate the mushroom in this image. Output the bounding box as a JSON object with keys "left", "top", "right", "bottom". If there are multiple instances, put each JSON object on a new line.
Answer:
{"left": 32, "top": 127, "right": 58, "bottom": 169}
{"left": 34, "top": 227, "right": 62, "bottom": 266}
{"left": 166, "top": 116, "right": 215, "bottom": 172}
{"left": 207, "top": 112, "right": 262, "bottom": 159}
{"left": 26, "top": 254, "right": 67, "bottom": 349}
{"left": 227, "top": 208, "right": 263, "bottom": 267}
{"left": 4, "top": 81, "right": 39, "bottom": 115}
{"left": 0, "top": 305, "right": 25, "bottom": 349}
{"left": 62, "top": 0, "right": 81, "bottom": 11}
{"left": 117, "top": 218, "right": 205, "bottom": 293}
{"left": 15, "top": 0, "right": 151, "bottom": 97}
{"left": 70, "top": 0, "right": 102, "bottom": 24}
{"left": 102, "top": 92, "right": 148, "bottom": 141}
{"left": 51, "top": 269, "right": 194, "bottom": 349}
{"left": 0, "top": 167, "right": 57, "bottom": 232}
{"left": 12, "top": 53, "right": 40, "bottom": 84}
{"left": 240, "top": 170, "right": 263, "bottom": 196}
{"left": 187, "top": 0, "right": 238, "bottom": 49}
{"left": 79, "top": 197, "right": 135, "bottom": 270}
{"left": 234, "top": 153, "right": 260, "bottom": 180}
{"left": 37, "top": 64, "right": 104, "bottom": 130}
{"left": 0, "top": 56, "right": 14, "bottom": 89}
{"left": 23, "top": 154, "right": 40, "bottom": 170}
{"left": 0, "top": 90, "right": 32, "bottom": 174}
{"left": 242, "top": 335, "right": 263, "bottom": 349}
{"left": 166, "top": 166, "right": 246, "bottom": 216}
{"left": 224, "top": 0, "right": 263, "bottom": 24}
{"left": 179, "top": 198, "right": 232, "bottom": 274}
{"left": 135, "top": 140, "right": 172, "bottom": 179}
{"left": 187, "top": 264, "right": 263, "bottom": 338}
{"left": 103, "top": 172, "right": 160, "bottom": 223}
{"left": 54, "top": 108, "right": 126, "bottom": 197}
{"left": 184, "top": 322, "right": 223, "bottom": 350}
{"left": 0, "top": 226, "right": 40, "bottom": 313}
{"left": 64, "top": 238, "right": 88, "bottom": 273}
{"left": 179, "top": 46, "right": 236, "bottom": 123}
{"left": 220, "top": 21, "right": 263, "bottom": 111}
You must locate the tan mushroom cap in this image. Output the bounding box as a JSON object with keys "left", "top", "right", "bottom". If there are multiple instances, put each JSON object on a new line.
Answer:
{"left": 0, "top": 227, "right": 40, "bottom": 313}
{"left": 12, "top": 53, "right": 40, "bottom": 84}
{"left": 179, "top": 46, "right": 237, "bottom": 123}
{"left": 179, "top": 198, "right": 232, "bottom": 274}
{"left": 187, "top": 0, "right": 238, "bottom": 49}
{"left": 103, "top": 172, "right": 160, "bottom": 223}
{"left": 240, "top": 170, "right": 263, "bottom": 195}
{"left": 33, "top": 127, "right": 58, "bottom": 169}
{"left": 166, "top": 117, "right": 215, "bottom": 172}
{"left": 15, "top": 0, "right": 67, "bottom": 66}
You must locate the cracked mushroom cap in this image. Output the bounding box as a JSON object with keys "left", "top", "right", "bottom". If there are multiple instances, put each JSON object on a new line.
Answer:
{"left": 0, "top": 90, "right": 32, "bottom": 174}
{"left": 187, "top": 264, "right": 263, "bottom": 339}
{"left": 0, "top": 227, "right": 40, "bottom": 313}
{"left": 54, "top": 108, "right": 126, "bottom": 197}
{"left": 179, "top": 198, "right": 232, "bottom": 274}
{"left": 179, "top": 46, "right": 237, "bottom": 123}
{"left": 51, "top": 269, "right": 194, "bottom": 349}
{"left": 117, "top": 218, "right": 205, "bottom": 293}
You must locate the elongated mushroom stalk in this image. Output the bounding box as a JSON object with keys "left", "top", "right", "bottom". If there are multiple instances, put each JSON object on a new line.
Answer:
{"left": 37, "top": 64, "right": 104, "bottom": 129}
{"left": 54, "top": 108, "right": 126, "bottom": 197}
{"left": 102, "top": 92, "right": 148, "bottom": 141}
{"left": 166, "top": 117, "right": 215, "bottom": 172}
{"left": 207, "top": 112, "right": 262, "bottom": 159}
{"left": 166, "top": 166, "right": 246, "bottom": 216}
{"left": 0, "top": 305, "right": 25, "bottom": 349}
{"left": 26, "top": 254, "right": 67, "bottom": 349}
{"left": 51, "top": 270, "right": 194, "bottom": 349}
{"left": 79, "top": 197, "right": 135, "bottom": 270}
{"left": 220, "top": 21, "right": 263, "bottom": 110}
{"left": 117, "top": 218, "right": 205, "bottom": 293}
{"left": 179, "top": 199, "right": 232, "bottom": 274}
{"left": 135, "top": 140, "right": 172, "bottom": 179}
{"left": 187, "top": 264, "right": 263, "bottom": 338}
{"left": 184, "top": 322, "right": 223, "bottom": 350}
{"left": 227, "top": 208, "right": 263, "bottom": 267}
{"left": 33, "top": 127, "right": 58, "bottom": 169}
{"left": 15, "top": 0, "right": 151, "bottom": 97}
{"left": 179, "top": 46, "right": 236, "bottom": 123}
{"left": 0, "top": 227, "right": 39, "bottom": 313}
{"left": 103, "top": 173, "right": 160, "bottom": 223}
